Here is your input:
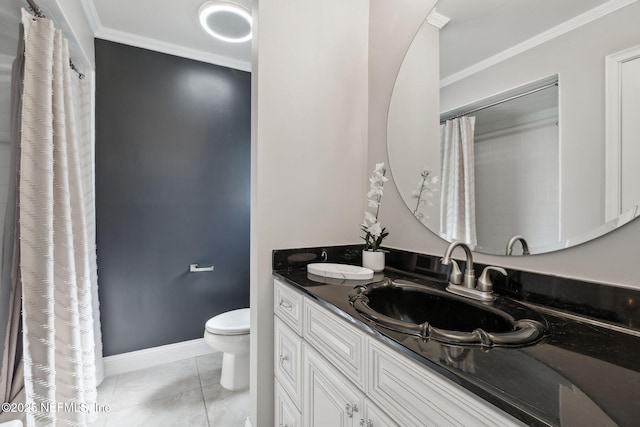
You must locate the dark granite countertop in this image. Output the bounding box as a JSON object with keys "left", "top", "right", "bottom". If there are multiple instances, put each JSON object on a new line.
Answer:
{"left": 273, "top": 246, "right": 640, "bottom": 427}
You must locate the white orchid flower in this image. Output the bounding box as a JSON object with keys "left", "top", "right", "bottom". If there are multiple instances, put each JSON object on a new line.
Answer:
{"left": 367, "top": 222, "right": 382, "bottom": 238}
{"left": 370, "top": 175, "right": 387, "bottom": 186}
{"left": 364, "top": 211, "right": 377, "bottom": 224}
{"left": 375, "top": 173, "right": 389, "bottom": 183}
{"left": 367, "top": 187, "right": 383, "bottom": 199}
{"left": 362, "top": 162, "right": 389, "bottom": 251}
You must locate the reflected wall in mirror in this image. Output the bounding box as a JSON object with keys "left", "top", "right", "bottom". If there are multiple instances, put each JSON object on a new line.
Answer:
{"left": 387, "top": 0, "right": 640, "bottom": 255}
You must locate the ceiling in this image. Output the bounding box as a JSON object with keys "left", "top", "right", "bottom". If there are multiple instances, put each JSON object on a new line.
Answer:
{"left": 436, "top": 0, "right": 613, "bottom": 80}
{"left": 88, "top": 0, "right": 252, "bottom": 71}
{"left": 84, "top": 0, "right": 625, "bottom": 76}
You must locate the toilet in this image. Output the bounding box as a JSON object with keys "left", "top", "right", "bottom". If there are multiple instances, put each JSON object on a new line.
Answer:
{"left": 204, "top": 308, "right": 250, "bottom": 391}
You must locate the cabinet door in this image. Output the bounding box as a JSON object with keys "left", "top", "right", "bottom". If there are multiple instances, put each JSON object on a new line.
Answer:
{"left": 304, "top": 343, "right": 364, "bottom": 427}
{"left": 362, "top": 399, "right": 398, "bottom": 427}
{"left": 276, "top": 379, "right": 302, "bottom": 427}
{"left": 275, "top": 316, "right": 303, "bottom": 410}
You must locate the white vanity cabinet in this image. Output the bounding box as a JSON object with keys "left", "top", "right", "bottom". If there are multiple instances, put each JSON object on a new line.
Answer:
{"left": 362, "top": 399, "right": 399, "bottom": 427}
{"left": 303, "top": 296, "right": 366, "bottom": 389}
{"left": 273, "top": 278, "right": 524, "bottom": 427}
{"left": 275, "top": 378, "right": 302, "bottom": 427}
{"left": 274, "top": 316, "right": 303, "bottom": 410}
{"left": 304, "top": 341, "right": 364, "bottom": 427}
{"left": 367, "top": 339, "right": 519, "bottom": 427}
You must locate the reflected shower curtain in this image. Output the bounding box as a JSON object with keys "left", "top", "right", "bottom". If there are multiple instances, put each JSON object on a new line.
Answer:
{"left": 19, "top": 10, "right": 101, "bottom": 426}
{"left": 440, "top": 116, "right": 477, "bottom": 246}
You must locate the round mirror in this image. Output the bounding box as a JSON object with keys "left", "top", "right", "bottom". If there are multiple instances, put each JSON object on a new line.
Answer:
{"left": 387, "top": 0, "right": 640, "bottom": 255}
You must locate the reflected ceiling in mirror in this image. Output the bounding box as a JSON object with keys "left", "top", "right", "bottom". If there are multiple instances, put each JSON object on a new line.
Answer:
{"left": 387, "top": 0, "right": 640, "bottom": 255}
{"left": 438, "top": 0, "right": 612, "bottom": 83}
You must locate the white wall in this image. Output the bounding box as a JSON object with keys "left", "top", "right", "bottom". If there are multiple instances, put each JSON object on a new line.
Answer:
{"left": 369, "top": 0, "right": 440, "bottom": 258}
{"left": 250, "top": 0, "right": 370, "bottom": 424}
{"left": 474, "top": 115, "right": 560, "bottom": 252}
{"left": 387, "top": 20, "right": 441, "bottom": 231}
{"left": 377, "top": 1, "right": 640, "bottom": 291}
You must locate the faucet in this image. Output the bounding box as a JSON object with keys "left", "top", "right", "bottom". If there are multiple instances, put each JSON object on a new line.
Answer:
{"left": 441, "top": 241, "right": 506, "bottom": 302}
{"left": 506, "top": 235, "right": 530, "bottom": 256}
{"left": 440, "top": 241, "right": 475, "bottom": 289}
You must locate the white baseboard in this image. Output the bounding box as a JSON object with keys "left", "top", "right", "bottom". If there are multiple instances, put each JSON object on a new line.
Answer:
{"left": 103, "top": 338, "right": 212, "bottom": 377}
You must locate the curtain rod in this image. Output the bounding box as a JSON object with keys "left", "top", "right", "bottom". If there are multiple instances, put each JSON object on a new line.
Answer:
{"left": 440, "top": 81, "right": 558, "bottom": 124}
{"left": 25, "top": 0, "right": 85, "bottom": 80}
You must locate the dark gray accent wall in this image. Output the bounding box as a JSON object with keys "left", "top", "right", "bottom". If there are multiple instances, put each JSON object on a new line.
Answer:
{"left": 95, "top": 40, "right": 250, "bottom": 356}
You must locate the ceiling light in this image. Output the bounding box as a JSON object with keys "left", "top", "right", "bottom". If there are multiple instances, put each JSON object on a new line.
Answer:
{"left": 198, "top": 1, "right": 253, "bottom": 43}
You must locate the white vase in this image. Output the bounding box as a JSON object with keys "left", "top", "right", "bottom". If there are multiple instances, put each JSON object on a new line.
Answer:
{"left": 362, "top": 250, "right": 385, "bottom": 272}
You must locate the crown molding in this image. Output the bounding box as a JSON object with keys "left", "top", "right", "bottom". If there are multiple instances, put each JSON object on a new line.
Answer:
{"left": 441, "top": 0, "right": 638, "bottom": 88}
{"left": 427, "top": 10, "right": 450, "bottom": 29}
{"left": 80, "top": 0, "right": 102, "bottom": 34}
{"left": 95, "top": 27, "right": 252, "bottom": 72}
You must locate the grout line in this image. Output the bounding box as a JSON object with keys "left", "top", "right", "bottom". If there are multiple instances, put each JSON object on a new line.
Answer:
{"left": 104, "top": 377, "right": 117, "bottom": 427}
{"left": 195, "top": 355, "right": 213, "bottom": 427}
{"left": 107, "top": 386, "right": 205, "bottom": 414}
{"left": 195, "top": 354, "right": 205, "bottom": 389}
{"left": 201, "top": 384, "right": 212, "bottom": 427}
{"left": 106, "top": 374, "right": 119, "bottom": 406}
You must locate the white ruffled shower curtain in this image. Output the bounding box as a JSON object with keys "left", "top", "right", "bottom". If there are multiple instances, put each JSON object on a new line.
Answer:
{"left": 19, "top": 10, "right": 102, "bottom": 426}
{"left": 440, "top": 116, "right": 477, "bottom": 246}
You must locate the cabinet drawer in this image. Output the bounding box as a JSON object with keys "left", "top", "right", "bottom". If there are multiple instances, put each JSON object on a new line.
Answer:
{"left": 367, "top": 339, "right": 523, "bottom": 427}
{"left": 274, "top": 317, "right": 303, "bottom": 410}
{"left": 275, "top": 378, "right": 302, "bottom": 427}
{"left": 304, "top": 298, "right": 366, "bottom": 389}
{"left": 274, "top": 279, "right": 304, "bottom": 335}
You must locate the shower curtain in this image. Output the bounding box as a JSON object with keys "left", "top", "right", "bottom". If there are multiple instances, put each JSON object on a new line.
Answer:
{"left": 17, "top": 10, "right": 101, "bottom": 426}
{"left": 440, "top": 116, "right": 477, "bottom": 246}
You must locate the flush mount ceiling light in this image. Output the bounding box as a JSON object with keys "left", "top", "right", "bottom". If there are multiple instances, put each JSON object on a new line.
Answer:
{"left": 198, "top": 1, "right": 253, "bottom": 43}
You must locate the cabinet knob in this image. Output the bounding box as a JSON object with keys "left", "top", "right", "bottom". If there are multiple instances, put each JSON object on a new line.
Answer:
{"left": 279, "top": 354, "right": 288, "bottom": 366}
{"left": 279, "top": 299, "right": 293, "bottom": 311}
{"left": 345, "top": 403, "right": 358, "bottom": 418}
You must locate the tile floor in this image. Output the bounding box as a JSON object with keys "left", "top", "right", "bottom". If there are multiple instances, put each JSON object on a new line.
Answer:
{"left": 91, "top": 352, "right": 249, "bottom": 427}
{"left": 0, "top": 353, "right": 247, "bottom": 427}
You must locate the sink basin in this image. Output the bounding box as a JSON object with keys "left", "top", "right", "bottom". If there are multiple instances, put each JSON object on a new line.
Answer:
{"left": 307, "top": 263, "right": 374, "bottom": 280}
{"left": 349, "top": 279, "right": 548, "bottom": 347}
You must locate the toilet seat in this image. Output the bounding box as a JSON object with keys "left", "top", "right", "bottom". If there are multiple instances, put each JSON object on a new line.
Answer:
{"left": 205, "top": 308, "right": 250, "bottom": 335}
